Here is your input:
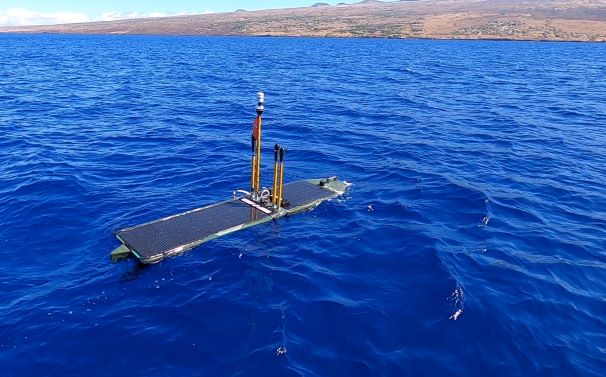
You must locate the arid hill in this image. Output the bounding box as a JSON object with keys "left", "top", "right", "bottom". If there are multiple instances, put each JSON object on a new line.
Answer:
{"left": 2, "top": 0, "right": 606, "bottom": 42}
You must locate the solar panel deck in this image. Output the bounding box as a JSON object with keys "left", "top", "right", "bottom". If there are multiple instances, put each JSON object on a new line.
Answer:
{"left": 116, "top": 200, "right": 269, "bottom": 261}
{"left": 115, "top": 179, "right": 339, "bottom": 263}
{"left": 280, "top": 181, "right": 335, "bottom": 208}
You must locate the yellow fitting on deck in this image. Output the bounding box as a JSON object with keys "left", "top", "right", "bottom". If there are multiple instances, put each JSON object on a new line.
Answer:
{"left": 278, "top": 163, "right": 284, "bottom": 208}
{"left": 272, "top": 162, "right": 278, "bottom": 204}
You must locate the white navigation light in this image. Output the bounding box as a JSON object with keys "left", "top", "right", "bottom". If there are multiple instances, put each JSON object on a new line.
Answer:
{"left": 256, "top": 92, "right": 265, "bottom": 113}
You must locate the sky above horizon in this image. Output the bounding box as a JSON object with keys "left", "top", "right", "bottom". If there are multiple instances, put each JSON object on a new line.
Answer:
{"left": 0, "top": 1, "right": 345, "bottom": 26}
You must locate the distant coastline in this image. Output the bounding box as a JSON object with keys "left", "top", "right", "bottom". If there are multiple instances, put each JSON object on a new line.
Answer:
{"left": 1, "top": 0, "right": 605, "bottom": 42}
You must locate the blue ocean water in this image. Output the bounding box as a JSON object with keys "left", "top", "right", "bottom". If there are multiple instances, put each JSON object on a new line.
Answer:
{"left": 0, "top": 34, "right": 605, "bottom": 376}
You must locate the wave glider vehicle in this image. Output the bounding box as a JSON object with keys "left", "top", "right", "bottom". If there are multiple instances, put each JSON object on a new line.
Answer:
{"left": 111, "top": 93, "right": 350, "bottom": 264}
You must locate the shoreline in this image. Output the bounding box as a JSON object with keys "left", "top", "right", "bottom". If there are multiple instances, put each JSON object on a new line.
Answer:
{"left": 0, "top": 32, "right": 604, "bottom": 44}
{"left": 1, "top": 0, "right": 605, "bottom": 43}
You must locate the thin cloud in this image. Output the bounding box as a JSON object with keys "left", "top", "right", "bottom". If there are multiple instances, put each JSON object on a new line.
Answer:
{"left": 0, "top": 8, "right": 90, "bottom": 26}
{"left": 0, "top": 8, "right": 216, "bottom": 27}
{"left": 101, "top": 12, "right": 173, "bottom": 22}
{"left": 100, "top": 11, "right": 214, "bottom": 22}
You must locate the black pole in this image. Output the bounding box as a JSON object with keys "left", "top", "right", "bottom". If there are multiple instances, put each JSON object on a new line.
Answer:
{"left": 274, "top": 143, "right": 280, "bottom": 162}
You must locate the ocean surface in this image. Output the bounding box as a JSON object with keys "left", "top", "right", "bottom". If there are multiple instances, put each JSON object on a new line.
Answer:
{"left": 0, "top": 35, "right": 605, "bottom": 376}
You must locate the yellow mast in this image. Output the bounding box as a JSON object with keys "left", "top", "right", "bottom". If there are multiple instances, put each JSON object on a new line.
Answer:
{"left": 255, "top": 92, "right": 264, "bottom": 199}
{"left": 272, "top": 144, "right": 279, "bottom": 205}
{"left": 251, "top": 135, "right": 257, "bottom": 193}
{"left": 278, "top": 147, "right": 285, "bottom": 208}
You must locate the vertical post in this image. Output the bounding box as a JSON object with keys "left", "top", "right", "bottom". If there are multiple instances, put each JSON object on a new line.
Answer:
{"left": 272, "top": 144, "right": 280, "bottom": 205}
{"left": 278, "top": 147, "right": 285, "bottom": 209}
{"left": 251, "top": 135, "right": 257, "bottom": 194}
{"left": 255, "top": 92, "right": 264, "bottom": 198}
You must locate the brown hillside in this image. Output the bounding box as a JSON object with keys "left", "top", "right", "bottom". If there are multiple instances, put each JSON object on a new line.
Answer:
{"left": 1, "top": 0, "right": 605, "bottom": 42}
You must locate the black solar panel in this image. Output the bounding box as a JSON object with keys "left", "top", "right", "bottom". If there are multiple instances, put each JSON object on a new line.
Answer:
{"left": 116, "top": 180, "right": 337, "bottom": 262}
{"left": 281, "top": 181, "right": 335, "bottom": 208}
{"left": 117, "top": 200, "right": 267, "bottom": 259}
